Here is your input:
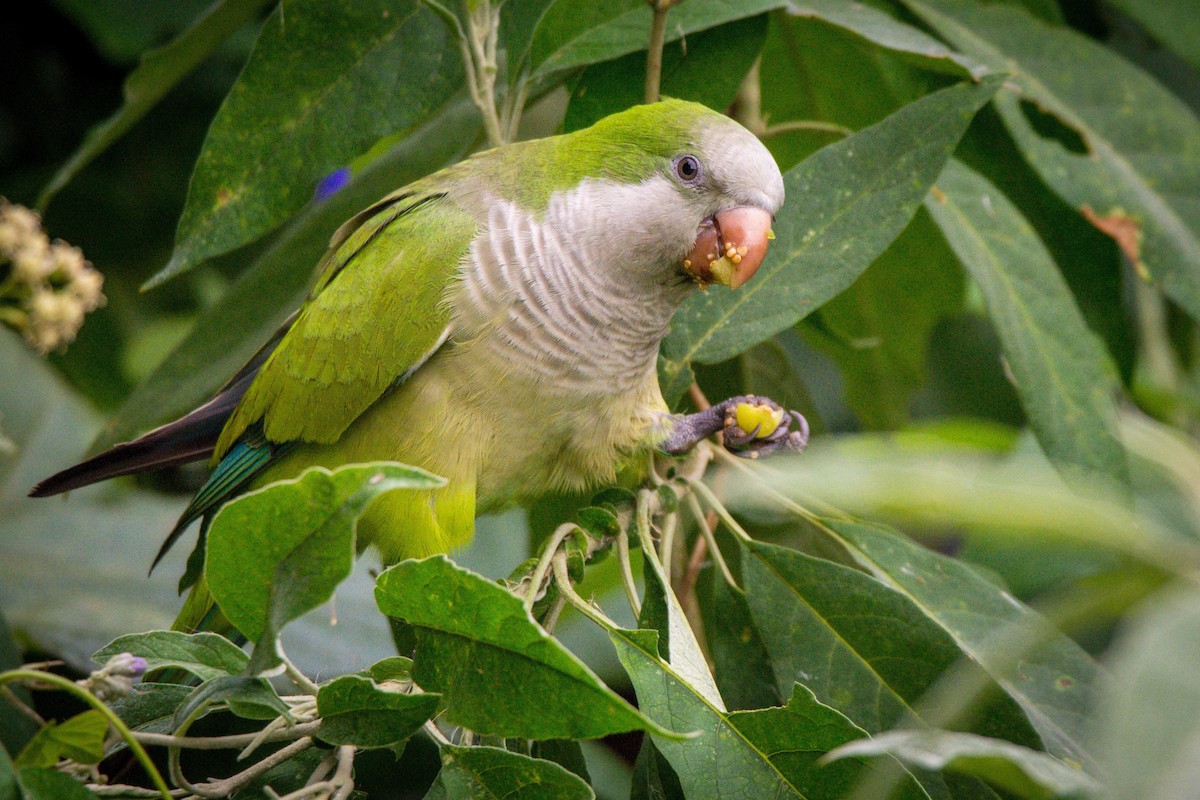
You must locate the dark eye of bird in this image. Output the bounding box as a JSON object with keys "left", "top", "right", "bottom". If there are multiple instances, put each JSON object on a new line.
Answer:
{"left": 674, "top": 155, "right": 701, "bottom": 184}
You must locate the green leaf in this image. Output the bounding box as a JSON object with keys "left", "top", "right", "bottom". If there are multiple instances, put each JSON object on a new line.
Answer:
{"left": 94, "top": 100, "right": 480, "bottom": 451}
{"left": 801, "top": 208, "right": 964, "bottom": 430}
{"left": 316, "top": 674, "right": 439, "bottom": 748}
{"left": 630, "top": 739, "right": 684, "bottom": 800}
{"left": 697, "top": 570, "right": 781, "bottom": 711}
{"left": 108, "top": 683, "right": 195, "bottom": 733}
{"left": 829, "top": 730, "right": 1101, "bottom": 800}
{"left": 150, "top": 0, "right": 464, "bottom": 287}
{"left": 530, "top": 740, "right": 592, "bottom": 786}
{"left": 207, "top": 462, "right": 443, "bottom": 671}
{"left": 425, "top": 745, "right": 594, "bottom": 800}
{"left": 374, "top": 555, "right": 671, "bottom": 739}
{"left": 367, "top": 656, "right": 414, "bottom": 684}
{"left": 638, "top": 537, "right": 724, "bottom": 710}
{"left": 531, "top": 0, "right": 783, "bottom": 77}
{"left": 93, "top": 630, "right": 248, "bottom": 682}
{"left": 826, "top": 519, "right": 1100, "bottom": 773}
{"left": 1096, "top": 585, "right": 1200, "bottom": 799}
{"left": 925, "top": 159, "right": 1127, "bottom": 486}
{"left": 659, "top": 77, "right": 1001, "bottom": 397}
{"left": 612, "top": 630, "right": 931, "bottom": 799}
{"left": 563, "top": 14, "right": 770, "bottom": 133}
{"left": 743, "top": 540, "right": 1038, "bottom": 746}
{"left": 174, "top": 675, "right": 288, "bottom": 727}
{"left": 782, "top": 0, "right": 984, "bottom": 78}
{"left": 15, "top": 768, "right": 97, "bottom": 800}
{"left": 15, "top": 710, "right": 108, "bottom": 769}
{"left": 1106, "top": 0, "right": 1200, "bottom": 72}
{"left": 903, "top": 0, "right": 1200, "bottom": 324}
{"left": 39, "top": 0, "right": 274, "bottom": 207}
{"left": 500, "top": 0, "right": 561, "bottom": 85}
{"left": 0, "top": 745, "right": 14, "bottom": 800}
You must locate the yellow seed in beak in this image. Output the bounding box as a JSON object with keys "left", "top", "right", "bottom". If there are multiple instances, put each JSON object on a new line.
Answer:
{"left": 766, "top": 229, "right": 775, "bottom": 241}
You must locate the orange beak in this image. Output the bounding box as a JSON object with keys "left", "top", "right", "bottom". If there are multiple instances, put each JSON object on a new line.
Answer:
{"left": 682, "top": 206, "right": 774, "bottom": 289}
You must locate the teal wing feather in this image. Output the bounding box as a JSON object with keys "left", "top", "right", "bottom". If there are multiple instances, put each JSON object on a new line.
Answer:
{"left": 214, "top": 191, "right": 478, "bottom": 456}
{"left": 155, "top": 188, "right": 478, "bottom": 570}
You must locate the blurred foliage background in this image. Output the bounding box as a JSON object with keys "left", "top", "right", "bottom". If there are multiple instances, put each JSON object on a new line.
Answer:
{"left": 1, "top": 0, "right": 1199, "bottom": 798}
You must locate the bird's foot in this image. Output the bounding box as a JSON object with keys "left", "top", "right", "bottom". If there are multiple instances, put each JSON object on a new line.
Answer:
{"left": 661, "top": 395, "right": 809, "bottom": 459}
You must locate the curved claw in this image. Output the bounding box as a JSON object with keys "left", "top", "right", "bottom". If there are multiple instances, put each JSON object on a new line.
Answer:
{"left": 721, "top": 400, "right": 810, "bottom": 460}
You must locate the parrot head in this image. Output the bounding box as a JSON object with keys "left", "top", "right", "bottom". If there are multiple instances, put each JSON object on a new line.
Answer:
{"left": 566, "top": 99, "right": 785, "bottom": 292}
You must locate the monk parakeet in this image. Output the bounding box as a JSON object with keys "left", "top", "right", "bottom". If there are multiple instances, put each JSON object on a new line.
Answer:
{"left": 32, "top": 100, "right": 806, "bottom": 631}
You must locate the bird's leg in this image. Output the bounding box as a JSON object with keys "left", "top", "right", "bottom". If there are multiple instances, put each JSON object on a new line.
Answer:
{"left": 661, "top": 395, "right": 809, "bottom": 459}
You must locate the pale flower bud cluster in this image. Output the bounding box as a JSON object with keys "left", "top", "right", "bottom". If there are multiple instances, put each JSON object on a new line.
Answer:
{"left": 0, "top": 199, "right": 105, "bottom": 353}
{"left": 77, "top": 651, "right": 149, "bottom": 702}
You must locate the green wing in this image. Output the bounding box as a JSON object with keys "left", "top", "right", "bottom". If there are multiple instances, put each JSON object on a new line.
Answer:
{"left": 215, "top": 191, "right": 477, "bottom": 457}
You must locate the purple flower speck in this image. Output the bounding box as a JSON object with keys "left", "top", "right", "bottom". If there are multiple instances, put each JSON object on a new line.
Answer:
{"left": 128, "top": 656, "right": 148, "bottom": 677}
{"left": 315, "top": 167, "right": 352, "bottom": 202}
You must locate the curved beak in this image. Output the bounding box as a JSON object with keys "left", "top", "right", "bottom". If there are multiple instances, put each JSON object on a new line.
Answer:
{"left": 682, "top": 206, "right": 775, "bottom": 289}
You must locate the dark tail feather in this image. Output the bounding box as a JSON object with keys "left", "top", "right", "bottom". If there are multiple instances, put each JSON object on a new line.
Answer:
{"left": 29, "top": 311, "right": 297, "bottom": 499}
{"left": 29, "top": 371, "right": 257, "bottom": 498}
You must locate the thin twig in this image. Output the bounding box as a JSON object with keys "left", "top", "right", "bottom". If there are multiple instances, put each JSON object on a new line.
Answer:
{"left": 197, "top": 737, "right": 315, "bottom": 799}
{"left": 279, "top": 646, "right": 320, "bottom": 697}
{"left": 677, "top": 531, "right": 709, "bottom": 604}
{"left": 686, "top": 490, "right": 737, "bottom": 588}
{"left": 688, "top": 478, "right": 753, "bottom": 544}
{"left": 553, "top": 554, "right": 621, "bottom": 629}
{"left": 644, "top": 0, "right": 680, "bottom": 103}
{"left": 760, "top": 119, "right": 853, "bottom": 139}
{"left": 1, "top": 684, "right": 45, "bottom": 726}
{"left": 525, "top": 523, "right": 579, "bottom": 612}
{"left": 133, "top": 720, "right": 322, "bottom": 751}
{"left": 329, "top": 746, "right": 356, "bottom": 800}
{"left": 658, "top": 510, "right": 678, "bottom": 587}
{"left": 541, "top": 595, "right": 568, "bottom": 633}
{"left": 616, "top": 527, "right": 642, "bottom": 616}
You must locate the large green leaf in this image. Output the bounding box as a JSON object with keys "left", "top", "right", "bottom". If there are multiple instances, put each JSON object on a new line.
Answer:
{"left": 659, "top": 77, "right": 1001, "bottom": 399}
{"left": 206, "top": 462, "right": 443, "bottom": 671}
{"left": 374, "top": 556, "right": 670, "bottom": 739}
{"left": 94, "top": 100, "right": 479, "bottom": 451}
{"left": 93, "top": 630, "right": 249, "bottom": 682}
{"left": 1106, "top": 0, "right": 1200, "bottom": 72}
{"left": 150, "top": 0, "right": 464, "bottom": 287}
{"left": 925, "top": 159, "right": 1127, "bottom": 487}
{"left": 1095, "top": 585, "right": 1200, "bottom": 800}
{"left": 827, "top": 519, "right": 1100, "bottom": 773}
{"left": 612, "top": 628, "right": 930, "bottom": 800}
{"left": 425, "top": 745, "right": 595, "bottom": 800}
{"left": 802, "top": 208, "right": 964, "bottom": 429}
{"left": 904, "top": 0, "right": 1200, "bottom": 324}
{"left": 315, "top": 674, "right": 439, "bottom": 748}
{"left": 742, "top": 540, "right": 1038, "bottom": 746}
{"left": 830, "top": 730, "right": 1100, "bottom": 800}
{"left": 39, "top": 0, "right": 273, "bottom": 207}
{"left": 782, "top": 0, "right": 983, "bottom": 78}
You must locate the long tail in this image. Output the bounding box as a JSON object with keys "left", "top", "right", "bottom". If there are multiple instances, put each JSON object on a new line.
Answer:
{"left": 29, "top": 312, "right": 295, "bottom": 498}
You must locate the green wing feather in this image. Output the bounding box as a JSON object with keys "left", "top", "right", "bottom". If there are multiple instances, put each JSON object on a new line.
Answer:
{"left": 216, "top": 191, "right": 477, "bottom": 457}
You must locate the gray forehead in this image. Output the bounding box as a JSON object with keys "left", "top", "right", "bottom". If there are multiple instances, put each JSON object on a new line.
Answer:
{"left": 699, "top": 120, "right": 785, "bottom": 214}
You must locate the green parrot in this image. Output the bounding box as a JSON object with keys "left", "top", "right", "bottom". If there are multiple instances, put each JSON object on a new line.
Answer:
{"left": 31, "top": 99, "right": 807, "bottom": 633}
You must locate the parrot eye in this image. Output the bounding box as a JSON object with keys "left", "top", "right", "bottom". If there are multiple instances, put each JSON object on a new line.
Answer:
{"left": 673, "top": 155, "right": 703, "bottom": 185}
